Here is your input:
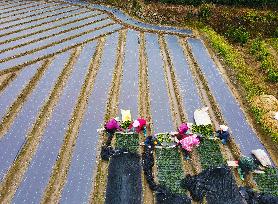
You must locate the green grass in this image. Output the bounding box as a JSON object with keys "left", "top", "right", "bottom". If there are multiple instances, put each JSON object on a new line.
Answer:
{"left": 156, "top": 147, "right": 185, "bottom": 194}
{"left": 115, "top": 132, "right": 139, "bottom": 153}
{"left": 254, "top": 167, "right": 278, "bottom": 196}
{"left": 269, "top": 38, "right": 278, "bottom": 52}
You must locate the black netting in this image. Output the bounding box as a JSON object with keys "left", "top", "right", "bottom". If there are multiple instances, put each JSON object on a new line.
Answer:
{"left": 239, "top": 187, "right": 278, "bottom": 204}
{"left": 181, "top": 166, "right": 244, "bottom": 204}
{"left": 105, "top": 152, "right": 142, "bottom": 204}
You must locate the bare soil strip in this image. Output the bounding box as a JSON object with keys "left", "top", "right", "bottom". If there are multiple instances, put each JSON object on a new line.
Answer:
{"left": 41, "top": 39, "right": 105, "bottom": 204}
{"left": 0, "top": 60, "right": 51, "bottom": 139}
{"left": 138, "top": 32, "right": 154, "bottom": 204}
{"left": 0, "top": 72, "right": 17, "bottom": 94}
{"left": 90, "top": 29, "right": 127, "bottom": 204}
{"left": 0, "top": 48, "right": 81, "bottom": 203}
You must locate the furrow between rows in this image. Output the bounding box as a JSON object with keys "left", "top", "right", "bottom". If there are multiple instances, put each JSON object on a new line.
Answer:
{"left": 0, "top": 2, "right": 66, "bottom": 24}
{"left": 0, "top": 7, "right": 82, "bottom": 38}
{"left": 11, "top": 45, "right": 89, "bottom": 204}
{"left": 0, "top": 10, "right": 100, "bottom": 45}
{"left": 0, "top": 13, "right": 107, "bottom": 55}
{"left": 0, "top": 5, "right": 79, "bottom": 32}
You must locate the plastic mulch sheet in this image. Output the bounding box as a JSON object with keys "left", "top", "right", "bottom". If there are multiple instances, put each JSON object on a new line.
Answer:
{"left": 181, "top": 166, "right": 244, "bottom": 204}
{"left": 105, "top": 152, "right": 142, "bottom": 204}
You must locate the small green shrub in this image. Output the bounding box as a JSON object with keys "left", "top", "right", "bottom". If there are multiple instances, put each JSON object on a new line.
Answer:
{"left": 226, "top": 26, "right": 250, "bottom": 45}
{"left": 199, "top": 4, "right": 213, "bottom": 20}
{"left": 274, "top": 27, "right": 278, "bottom": 38}
{"left": 250, "top": 39, "right": 278, "bottom": 82}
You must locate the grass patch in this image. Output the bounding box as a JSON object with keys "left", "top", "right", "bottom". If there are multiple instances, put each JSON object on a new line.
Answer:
{"left": 201, "top": 26, "right": 264, "bottom": 99}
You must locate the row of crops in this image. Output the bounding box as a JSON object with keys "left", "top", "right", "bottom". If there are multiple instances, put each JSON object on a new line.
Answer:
{"left": 156, "top": 148, "right": 185, "bottom": 195}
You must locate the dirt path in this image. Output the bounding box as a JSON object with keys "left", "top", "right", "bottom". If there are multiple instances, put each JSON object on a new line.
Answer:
{"left": 90, "top": 29, "right": 126, "bottom": 204}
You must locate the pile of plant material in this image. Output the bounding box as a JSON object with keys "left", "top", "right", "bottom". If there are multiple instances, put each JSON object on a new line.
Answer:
{"left": 192, "top": 124, "right": 214, "bottom": 138}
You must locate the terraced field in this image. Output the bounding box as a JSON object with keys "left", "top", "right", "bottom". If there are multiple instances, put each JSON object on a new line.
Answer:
{"left": 0, "top": 0, "right": 276, "bottom": 203}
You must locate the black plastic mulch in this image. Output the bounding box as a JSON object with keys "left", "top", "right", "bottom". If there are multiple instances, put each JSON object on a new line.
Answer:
{"left": 105, "top": 152, "right": 142, "bottom": 204}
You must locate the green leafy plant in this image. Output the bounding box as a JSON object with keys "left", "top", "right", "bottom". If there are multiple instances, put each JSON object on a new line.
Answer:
{"left": 156, "top": 148, "right": 185, "bottom": 194}
{"left": 197, "top": 138, "right": 225, "bottom": 169}
{"left": 274, "top": 27, "right": 278, "bottom": 38}
{"left": 250, "top": 39, "right": 278, "bottom": 82}
{"left": 192, "top": 124, "right": 213, "bottom": 138}
{"left": 115, "top": 132, "right": 139, "bottom": 153}
{"left": 254, "top": 167, "right": 278, "bottom": 196}
{"left": 199, "top": 4, "right": 213, "bottom": 20}
{"left": 156, "top": 133, "right": 173, "bottom": 144}
{"left": 121, "top": 120, "right": 131, "bottom": 129}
